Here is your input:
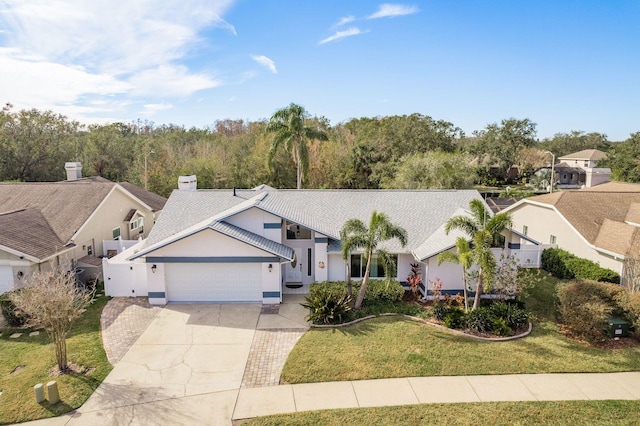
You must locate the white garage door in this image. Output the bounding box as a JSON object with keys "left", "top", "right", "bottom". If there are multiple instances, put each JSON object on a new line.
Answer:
{"left": 165, "top": 263, "right": 262, "bottom": 303}
{"left": 0, "top": 266, "right": 14, "bottom": 295}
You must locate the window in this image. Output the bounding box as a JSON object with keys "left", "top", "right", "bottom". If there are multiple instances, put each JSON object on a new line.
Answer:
{"left": 87, "top": 245, "right": 93, "bottom": 255}
{"left": 350, "top": 254, "right": 398, "bottom": 279}
{"left": 307, "top": 248, "right": 312, "bottom": 276}
{"left": 523, "top": 225, "right": 528, "bottom": 236}
{"left": 584, "top": 161, "right": 589, "bottom": 167}
{"left": 285, "top": 221, "right": 311, "bottom": 240}
{"left": 550, "top": 235, "right": 557, "bottom": 244}
{"left": 112, "top": 227, "right": 121, "bottom": 240}
{"left": 130, "top": 217, "right": 143, "bottom": 230}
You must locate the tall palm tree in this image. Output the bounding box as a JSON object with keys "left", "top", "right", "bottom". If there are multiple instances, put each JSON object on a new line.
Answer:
{"left": 444, "top": 199, "right": 513, "bottom": 310}
{"left": 265, "top": 103, "right": 328, "bottom": 189}
{"left": 341, "top": 211, "right": 408, "bottom": 310}
{"left": 437, "top": 237, "right": 473, "bottom": 312}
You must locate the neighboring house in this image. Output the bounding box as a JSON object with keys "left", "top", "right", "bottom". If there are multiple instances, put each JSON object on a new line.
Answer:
{"left": 503, "top": 181, "right": 640, "bottom": 280}
{"left": 0, "top": 162, "right": 166, "bottom": 295}
{"left": 106, "top": 185, "right": 543, "bottom": 305}
{"left": 554, "top": 149, "right": 610, "bottom": 189}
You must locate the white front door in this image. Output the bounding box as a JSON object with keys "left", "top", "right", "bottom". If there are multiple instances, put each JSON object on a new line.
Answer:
{"left": 286, "top": 248, "right": 302, "bottom": 282}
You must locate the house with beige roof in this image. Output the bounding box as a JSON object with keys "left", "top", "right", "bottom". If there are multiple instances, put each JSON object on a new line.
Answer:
{"left": 503, "top": 181, "right": 640, "bottom": 280}
{"left": 105, "top": 184, "right": 544, "bottom": 305}
{"left": 0, "top": 162, "right": 166, "bottom": 295}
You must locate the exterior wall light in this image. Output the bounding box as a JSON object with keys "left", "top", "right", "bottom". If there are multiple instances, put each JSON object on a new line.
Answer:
{"left": 151, "top": 264, "right": 157, "bottom": 273}
{"left": 268, "top": 264, "right": 273, "bottom": 273}
{"left": 318, "top": 261, "right": 325, "bottom": 269}
{"left": 17, "top": 271, "right": 24, "bottom": 279}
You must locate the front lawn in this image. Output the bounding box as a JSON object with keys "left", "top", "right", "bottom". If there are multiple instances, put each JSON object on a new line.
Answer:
{"left": 244, "top": 400, "right": 640, "bottom": 426}
{"left": 0, "top": 295, "right": 112, "bottom": 425}
{"left": 282, "top": 273, "right": 640, "bottom": 384}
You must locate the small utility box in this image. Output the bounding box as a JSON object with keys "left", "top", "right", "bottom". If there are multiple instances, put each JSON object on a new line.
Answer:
{"left": 608, "top": 317, "right": 630, "bottom": 338}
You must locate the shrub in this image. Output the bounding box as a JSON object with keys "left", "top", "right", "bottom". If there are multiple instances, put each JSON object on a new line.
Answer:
{"left": 301, "top": 290, "right": 352, "bottom": 325}
{"left": 465, "top": 307, "right": 494, "bottom": 333}
{"left": 431, "top": 302, "right": 449, "bottom": 321}
{"left": 556, "top": 280, "right": 621, "bottom": 343}
{"left": 542, "top": 248, "right": 620, "bottom": 283}
{"left": 490, "top": 317, "right": 512, "bottom": 336}
{"left": 444, "top": 308, "right": 465, "bottom": 329}
{"left": 309, "top": 280, "right": 404, "bottom": 303}
{"left": 0, "top": 289, "right": 29, "bottom": 327}
{"left": 489, "top": 302, "right": 529, "bottom": 330}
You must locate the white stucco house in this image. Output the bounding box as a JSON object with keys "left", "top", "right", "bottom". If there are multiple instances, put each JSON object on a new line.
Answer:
{"left": 105, "top": 184, "right": 544, "bottom": 305}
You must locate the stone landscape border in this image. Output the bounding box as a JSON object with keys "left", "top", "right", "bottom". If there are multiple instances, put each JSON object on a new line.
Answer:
{"left": 311, "top": 312, "right": 533, "bottom": 342}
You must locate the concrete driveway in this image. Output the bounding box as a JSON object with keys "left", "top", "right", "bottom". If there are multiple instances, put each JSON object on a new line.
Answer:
{"left": 67, "top": 304, "right": 262, "bottom": 425}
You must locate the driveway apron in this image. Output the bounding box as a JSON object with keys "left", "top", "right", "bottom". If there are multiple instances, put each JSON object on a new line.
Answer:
{"left": 68, "top": 304, "right": 261, "bottom": 426}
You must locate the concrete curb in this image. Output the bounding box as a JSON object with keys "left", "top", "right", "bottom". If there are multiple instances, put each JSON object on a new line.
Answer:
{"left": 311, "top": 312, "right": 533, "bottom": 341}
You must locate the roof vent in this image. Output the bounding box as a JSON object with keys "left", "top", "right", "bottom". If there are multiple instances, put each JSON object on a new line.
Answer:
{"left": 178, "top": 175, "right": 197, "bottom": 191}
{"left": 65, "top": 162, "right": 82, "bottom": 181}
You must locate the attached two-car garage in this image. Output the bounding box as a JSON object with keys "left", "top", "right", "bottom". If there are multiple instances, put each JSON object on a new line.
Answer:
{"left": 164, "top": 263, "right": 263, "bottom": 303}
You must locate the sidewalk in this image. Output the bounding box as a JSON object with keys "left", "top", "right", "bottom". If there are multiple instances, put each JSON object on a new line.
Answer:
{"left": 232, "top": 372, "right": 640, "bottom": 421}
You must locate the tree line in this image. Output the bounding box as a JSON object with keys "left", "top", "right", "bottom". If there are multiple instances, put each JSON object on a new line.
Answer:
{"left": 0, "top": 102, "right": 638, "bottom": 197}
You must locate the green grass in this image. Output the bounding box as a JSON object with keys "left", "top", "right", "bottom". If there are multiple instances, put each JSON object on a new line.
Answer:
{"left": 243, "top": 400, "right": 640, "bottom": 425}
{"left": 282, "top": 273, "right": 640, "bottom": 384}
{"left": 0, "top": 295, "right": 112, "bottom": 425}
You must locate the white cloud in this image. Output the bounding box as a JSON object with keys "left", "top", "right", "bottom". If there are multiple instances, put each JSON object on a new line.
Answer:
{"left": 251, "top": 55, "right": 277, "bottom": 74}
{"left": 368, "top": 4, "right": 419, "bottom": 19}
{"left": 142, "top": 102, "right": 174, "bottom": 116}
{"left": 319, "top": 28, "right": 365, "bottom": 44}
{"left": 0, "top": 0, "right": 237, "bottom": 120}
{"left": 128, "top": 65, "right": 220, "bottom": 97}
{"left": 335, "top": 16, "right": 356, "bottom": 26}
{"left": 0, "top": 48, "right": 130, "bottom": 108}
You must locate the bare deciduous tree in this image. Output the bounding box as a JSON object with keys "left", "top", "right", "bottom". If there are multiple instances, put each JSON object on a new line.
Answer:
{"left": 10, "top": 265, "right": 95, "bottom": 372}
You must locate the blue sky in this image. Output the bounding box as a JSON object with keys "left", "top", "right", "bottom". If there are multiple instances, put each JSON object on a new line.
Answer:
{"left": 0, "top": 1, "right": 638, "bottom": 140}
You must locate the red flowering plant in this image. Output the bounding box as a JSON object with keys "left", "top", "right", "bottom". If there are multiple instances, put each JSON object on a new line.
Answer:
{"left": 406, "top": 263, "right": 422, "bottom": 299}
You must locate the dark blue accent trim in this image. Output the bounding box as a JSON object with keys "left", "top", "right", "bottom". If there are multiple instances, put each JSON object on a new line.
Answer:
{"left": 263, "top": 291, "right": 280, "bottom": 298}
{"left": 264, "top": 223, "right": 282, "bottom": 229}
{"left": 148, "top": 292, "right": 166, "bottom": 298}
{"left": 314, "top": 237, "right": 328, "bottom": 243}
{"left": 509, "top": 228, "right": 540, "bottom": 245}
{"left": 146, "top": 256, "right": 280, "bottom": 263}
{"left": 508, "top": 243, "right": 521, "bottom": 249}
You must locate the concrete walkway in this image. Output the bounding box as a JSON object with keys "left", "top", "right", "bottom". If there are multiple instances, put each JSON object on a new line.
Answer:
{"left": 232, "top": 372, "right": 640, "bottom": 420}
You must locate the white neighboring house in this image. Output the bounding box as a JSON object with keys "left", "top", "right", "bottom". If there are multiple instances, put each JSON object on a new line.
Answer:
{"left": 503, "top": 181, "right": 640, "bottom": 281}
{"left": 105, "top": 185, "right": 545, "bottom": 305}
{"left": 0, "top": 162, "right": 166, "bottom": 295}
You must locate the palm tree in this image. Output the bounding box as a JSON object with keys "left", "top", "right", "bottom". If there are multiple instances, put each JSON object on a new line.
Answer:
{"left": 437, "top": 237, "right": 473, "bottom": 312}
{"left": 444, "top": 199, "right": 513, "bottom": 310}
{"left": 265, "top": 103, "right": 328, "bottom": 189}
{"left": 341, "top": 211, "right": 408, "bottom": 310}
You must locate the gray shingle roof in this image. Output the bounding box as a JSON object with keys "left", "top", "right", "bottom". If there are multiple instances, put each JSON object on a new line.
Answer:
{"left": 209, "top": 221, "right": 294, "bottom": 260}
{"left": 145, "top": 187, "right": 484, "bottom": 258}
{"left": 412, "top": 208, "right": 471, "bottom": 261}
